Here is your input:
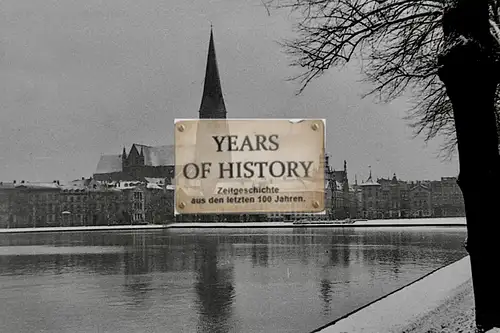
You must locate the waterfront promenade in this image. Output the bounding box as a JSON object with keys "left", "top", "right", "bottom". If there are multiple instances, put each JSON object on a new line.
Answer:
{"left": 0, "top": 217, "right": 466, "bottom": 234}
{"left": 314, "top": 256, "right": 473, "bottom": 332}
{"left": 314, "top": 256, "right": 499, "bottom": 333}
{"left": 0, "top": 218, "right": 471, "bottom": 332}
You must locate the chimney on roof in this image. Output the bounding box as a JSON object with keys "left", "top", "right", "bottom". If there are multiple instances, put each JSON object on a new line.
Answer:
{"left": 13, "top": 180, "right": 16, "bottom": 184}
{"left": 82, "top": 177, "right": 85, "bottom": 180}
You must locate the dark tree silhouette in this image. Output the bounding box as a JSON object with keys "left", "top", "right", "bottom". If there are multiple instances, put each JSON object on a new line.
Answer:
{"left": 438, "top": 1, "right": 500, "bottom": 331}
{"left": 271, "top": 0, "right": 500, "bottom": 157}
{"left": 270, "top": 0, "right": 500, "bottom": 330}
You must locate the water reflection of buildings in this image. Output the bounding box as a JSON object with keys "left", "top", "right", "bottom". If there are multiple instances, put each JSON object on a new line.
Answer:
{"left": 123, "top": 233, "right": 154, "bottom": 306}
{"left": 194, "top": 238, "right": 235, "bottom": 333}
{"left": 251, "top": 238, "right": 269, "bottom": 268}
{"left": 0, "top": 229, "right": 469, "bottom": 333}
{"left": 216, "top": 230, "right": 344, "bottom": 268}
{"left": 320, "top": 278, "right": 333, "bottom": 316}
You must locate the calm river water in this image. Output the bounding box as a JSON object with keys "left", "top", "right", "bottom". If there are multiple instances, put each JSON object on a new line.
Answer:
{"left": 0, "top": 226, "right": 466, "bottom": 333}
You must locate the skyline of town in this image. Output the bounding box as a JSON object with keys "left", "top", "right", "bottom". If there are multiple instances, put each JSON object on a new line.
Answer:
{"left": 0, "top": 159, "right": 465, "bottom": 229}
{"left": 0, "top": 20, "right": 466, "bottom": 228}
{"left": 0, "top": 1, "right": 488, "bottom": 333}
{"left": 0, "top": 0, "right": 459, "bottom": 183}
{"left": 0, "top": 146, "right": 460, "bottom": 185}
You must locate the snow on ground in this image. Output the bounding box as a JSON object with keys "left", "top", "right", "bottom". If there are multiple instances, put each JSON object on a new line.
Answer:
{"left": 354, "top": 217, "right": 466, "bottom": 225}
{"left": 0, "top": 224, "right": 166, "bottom": 233}
{"left": 0, "top": 218, "right": 466, "bottom": 233}
{"left": 399, "top": 279, "right": 476, "bottom": 333}
{"left": 400, "top": 278, "right": 500, "bottom": 333}
{"left": 317, "top": 256, "right": 472, "bottom": 333}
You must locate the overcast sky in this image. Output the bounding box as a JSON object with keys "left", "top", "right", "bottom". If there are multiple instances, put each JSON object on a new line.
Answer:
{"left": 0, "top": 0, "right": 459, "bottom": 183}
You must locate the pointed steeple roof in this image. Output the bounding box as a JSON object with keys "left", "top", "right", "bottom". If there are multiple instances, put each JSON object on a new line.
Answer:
{"left": 391, "top": 173, "right": 399, "bottom": 185}
{"left": 360, "top": 166, "right": 380, "bottom": 186}
{"left": 199, "top": 28, "right": 227, "bottom": 119}
{"left": 366, "top": 166, "right": 373, "bottom": 182}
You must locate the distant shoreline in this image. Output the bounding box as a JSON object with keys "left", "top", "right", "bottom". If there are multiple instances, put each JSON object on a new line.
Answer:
{"left": 0, "top": 219, "right": 467, "bottom": 234}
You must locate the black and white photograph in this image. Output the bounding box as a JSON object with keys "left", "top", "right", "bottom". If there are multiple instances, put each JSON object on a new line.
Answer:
{"left": 0, "top": 0, "right": 499, "bottom": 332}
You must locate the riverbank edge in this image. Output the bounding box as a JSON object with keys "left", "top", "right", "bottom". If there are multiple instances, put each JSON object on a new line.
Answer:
{"left": 312, "top": 255, "right": 473, "bottom": 333}
{"left": 0, "top": 221, "right": 466, "bottom": 233}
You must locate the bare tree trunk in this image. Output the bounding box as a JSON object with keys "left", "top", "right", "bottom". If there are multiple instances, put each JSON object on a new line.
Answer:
{"left": 438, "top": 1, "right": 500, "bottom": 330}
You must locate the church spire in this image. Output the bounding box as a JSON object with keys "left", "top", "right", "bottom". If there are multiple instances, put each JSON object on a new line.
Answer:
{"left": 391, "top": 172, "right": 398, "bottom": 185}
{"left": 199, "top": 27, "right": 227, "bottom": 119}
{"left": 367, "top": 166, "right": 372, "bottom": 182}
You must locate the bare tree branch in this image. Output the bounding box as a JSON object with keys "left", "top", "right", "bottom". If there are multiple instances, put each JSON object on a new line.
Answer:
{"left": 261, "top": 0, "right": 272, "bottom": 16}
{"left": 271, "top": 0, "right": 500, "bottom": 154}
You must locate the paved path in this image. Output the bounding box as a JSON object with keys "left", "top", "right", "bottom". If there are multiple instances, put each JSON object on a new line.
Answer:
{"left": 167, "top": 220, "right": 465, "bottom": 229}
{"left": 0, "top": 219, "right": 466, "bottom": 233}
{"left": 0, "top": 224, "right": 166, "bottom": 233}
{"left": 314, "top": 256, "right": 472, "bottom": 333}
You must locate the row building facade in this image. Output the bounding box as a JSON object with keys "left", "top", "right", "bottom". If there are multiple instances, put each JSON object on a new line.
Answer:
{"left": 0, "top": 179, "right": 174, "bottom": 229}
{"left": 355, "top": 172, "right": 465, "bottom": 219}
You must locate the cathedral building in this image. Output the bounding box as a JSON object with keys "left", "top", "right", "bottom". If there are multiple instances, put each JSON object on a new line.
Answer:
{"left": 93, "top": 28, "right": 226, "bottom": 182}
{"left": 93, "top": 144, "right": 175, "bottom": 182}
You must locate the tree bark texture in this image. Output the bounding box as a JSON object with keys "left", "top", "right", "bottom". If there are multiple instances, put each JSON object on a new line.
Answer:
{"left": 438, "top": 0, "right": 500, "bottom": 330}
